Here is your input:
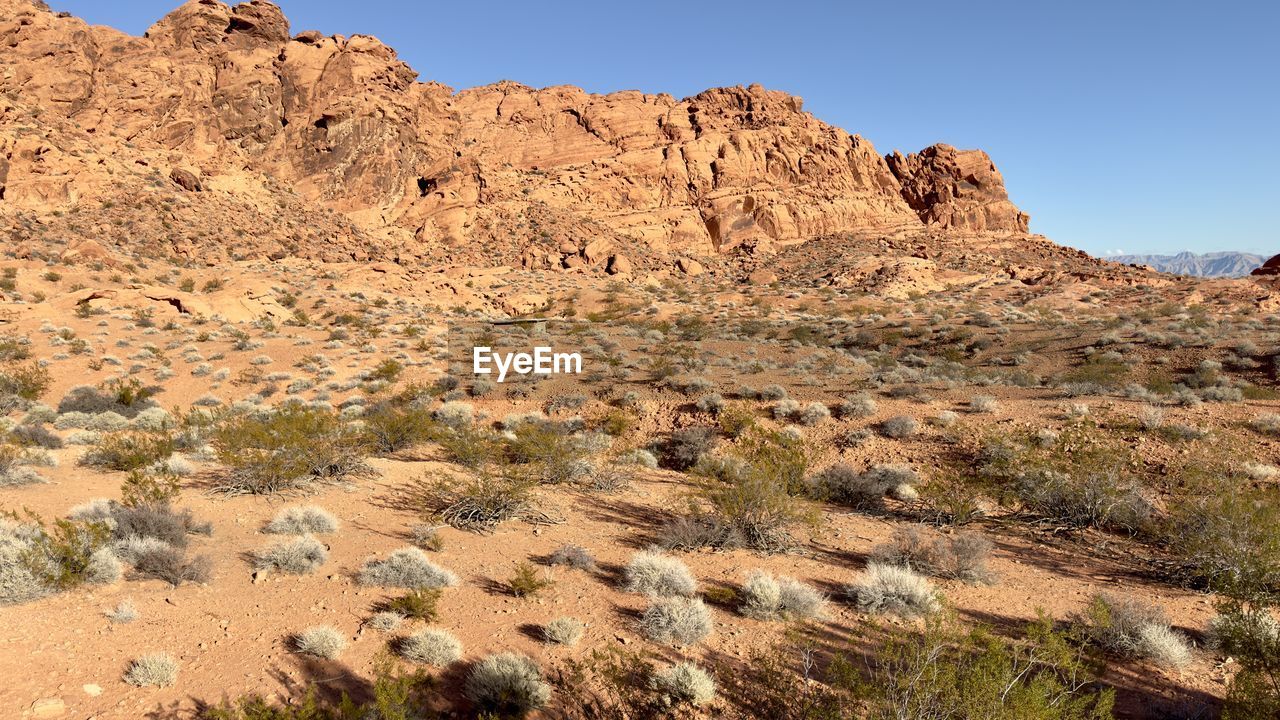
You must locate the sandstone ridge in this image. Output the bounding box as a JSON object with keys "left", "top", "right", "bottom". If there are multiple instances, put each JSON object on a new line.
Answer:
{"left": 0, "top": 0, "right": 1033, "bottom": 271}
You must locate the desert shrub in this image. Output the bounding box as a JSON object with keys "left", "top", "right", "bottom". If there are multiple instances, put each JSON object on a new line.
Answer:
{"left": 879, "top": 415, "right": 918, "bottom": 439}
{"left": 660, "top": 426, "right": 719, "bottom": 471}
{"left": 254, "top": 535, "right": 328, "bottom": 574}
{"left": 870, "top": 525, "right": 994, "bottom": 583}
{"left": 759, "top": 384, "right": 788, "bottom": 401}
{"left": 845, "top": 563, "right": 940, "bottom": 617}
{"left": 652, "top": 662, "right": 716, "bottom": 707}
{"left": 380, "top": 588, "right": 442, "bottom": 622}
{"left": 1075, "top": 593, "right": 1191, "bottom": 668}
{"left": 9, "top": 423, "right": 63, "bottom": 449}
{"left": 795, "top": 402, "right": 831, "bottom": 426}
{"left": 0, "top": 516, "right": 55, "bottom": 604}
{"left": 549, "top": 543, "right": 597, "bottom": 571}
{"left": 358, "top": 547, "right": 457, "bottom": 589}
{"left": 133, "top": 546, "right": 212, "bottom": 586}
{"left": 263, "top": 505, "right": 339, "bottom": 535}
{"left": 400, "top": 628, "right": 462, "bottom": 666}
{"left": 202, "top": 657, "right": 435, "bottom": 719}
{"left": 686, "top": 431, "right": 815, "bottom": 553}
{"left": 859, "top": 615, "right": 1116, "bottom": 720}
{"left": 409, "top": 523, "right": 445, "bottom": 551}
{"left": 1251, "top": 413, "right": 1280, "bottom": 437}
{"left": 0, "top": 443, "right": 46, "bottom": 486}
{"left": 361, "top": 401, "right": 438, "bottom": 453}
{"left": 836, "top": 393, "right": 877, "bottom": 418}
{"left": 616, "top": 448, "right": 658, "bottom": 469}
{"left": 740, "top": 570, "right": 827, "bottom": 621}
{"left": 6, "top": 512, "right": 114, "bottom": 597}
{"left": 80, "top": 431, "right": 175, "bottom": 471}
{"left": 504, "top": 420, "right": 592, "bottom": 484}
{"left": 654, "top": 515, "right": 731, "bottom": 552}
{"left": 508, "top": 561, "right": 554, "bottom": 597}
{"left": 435, "top": 425, "right": 503, "bottom": 468}
{"left": 639, "top": 597, "right": 713, "bottom": 645}
{"left": 433, "top": 400, "right": 474, "bottom": 429}
{"left": 696, "top": 393, "right": 725, "bottom": 415}
{"left": 717, "top": 403, "right": 757, "bottom": 438}
{"left": 0, "top": 362, "right": 51, "bottom": 404}
{"left": 412, "top": 469, "right": 539, "bottom": 532}
{"left": 977, "top": 428, "right": 1153, "bottom": 534}
{"left": 811, "top": 463, "right": 918, "bottom": 511}
{"left": 772, "top": 398, "right": 800, "bottom": 420}
{"left": 367, "top": 611, "right": 404, "bottom": 632}
{"left": 465, "top": 653, "right": 551, "bottom": 716}
{"left": 1167, "top": 486, "right": 1280, "bottom": 595}
{"left": 58, "top": 380, "right": 156, "bottom": 418}
{"left": 112, "top": 503, "right": 191, "bottom": 548}
{"left": 623, "top": 550, "right": 697, "bottom": 597}
{"left": 212, "top": 405, "right": 369, "bottom": 494}
{"left": 968, "top": 395, "right": 999, "bottom": 413}
{"left": 294, "top": 625, "right": 347, "bottom": 659}
{"left": 107, "top": 599, "right": 138, "bottom": 624}
{"left": 124, "top": 652, "right": 179, "bottom": 687}
{"left": 1211, "top": 601, "right": 1280, "bottom": 719}
{"left": 544, "top": 616, "right": 585, "bottom": 646}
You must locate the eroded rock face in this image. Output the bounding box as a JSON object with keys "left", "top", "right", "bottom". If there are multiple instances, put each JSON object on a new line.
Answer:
{"left": 886, "top": 144, "right": 1030, "bottom": 233}
{"left": 0, "top": 0, "right": 1033, "bottom": 270}
{"left": 1251, "top": 254, "right": 1280, "bottom": 277}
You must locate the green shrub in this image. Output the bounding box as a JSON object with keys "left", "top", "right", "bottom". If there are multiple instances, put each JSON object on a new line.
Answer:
{"left": 379, "top": 588, "right": 441, "bottom": 622}
{"left": 212, "top": 405, "right": 369, "bottom": 494}
{"left": 361, "top": 401, "right": 437, "bottom": 454}
{"left": 0, "top": 362, "right": 51, "bottom": 402}
{"left": 858, "top": 614, "right": 1115, "bottom": 720}
{"left": 80, "top": 432, "right": 175, "bottom": 471}
{"left": 1212, "top": 600, "right": 1280, "bottom": 718}
{"left": 507, "top": 561, "right": 553, "bottom": 598}
{"left": 1165, "top": 486, "right": 1280, "bottom": 595}
{"left": 687, "top": 429, "right": 816, "bottom": 553}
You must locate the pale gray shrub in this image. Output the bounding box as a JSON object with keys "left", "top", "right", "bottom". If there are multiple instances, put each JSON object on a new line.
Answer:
{"left": 617, "top": 448, "right": 658, "bottom": 469}
{"left": 294, "top": 625, "right": 347, "bottom": 659}
{"left": 639, "top": 597, "right": 713, "bottom": 645}
{"left": 433, "top": 401, "right": 474, "bottom": 429}
{"left": 107, "top": 599, "right": 138, "bottom": 624}
{"left": 123, "top": 652, "right": 179, "bottom": 687}
{"left": 464, "top": 653, "right": 551, "bottom": 715}
{"left": 543, "top": 616, "right": 585, "bottom": 646}
{"left": 651, "top": 661, "right": 716, "bottom": 706}
{"left": 548, "top": 544, "right": 597, "bottom": 571}
{"left": 623, "top": 551, "right": 697, "bottom": 597}
{"left": 358, "top": 548, "right": 458, "bottom": 589}
{"left": 254, "top": 535, "right": 328, "bottom": 574}
{"left": 264, "top": 505, "right": 339, "bottom": 535}
{"left": 845, "top": 563, "right": 940, "bottom": 617}
{"left": 740, "top": 570, "right": 828, "bottom": 621}
{"left": 837, "top": 393, "right": 877, "bottom": 418}
{"left": 400, "top": 628, "right": 462, "bottom": 666}
{"left": 367, "top": 611, "right": 404, "bottom": 632}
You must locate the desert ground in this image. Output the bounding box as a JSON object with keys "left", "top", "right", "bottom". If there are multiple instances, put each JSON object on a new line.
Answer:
{"left": 3, "top": 1, "right": 1280, "bottom": 719}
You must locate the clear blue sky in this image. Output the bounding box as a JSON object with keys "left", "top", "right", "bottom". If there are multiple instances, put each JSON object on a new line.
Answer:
{"left": 51, "top": 0, "right": 1278, "bottom": 258}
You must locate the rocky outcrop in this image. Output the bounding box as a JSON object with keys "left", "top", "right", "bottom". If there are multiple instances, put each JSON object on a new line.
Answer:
{"left": 886, "top": 144, "right": 1030, "bottom": 233}
{"left": 0, "top": 0, "right": 1034, "bottom": 270}
{"left": 1252, "top": 254, "right": 1280, "bottom": 277}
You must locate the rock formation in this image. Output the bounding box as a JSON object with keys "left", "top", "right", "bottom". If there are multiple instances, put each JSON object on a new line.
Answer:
{"left": 0, "top": 0, "right": 1034, "bottom": 271}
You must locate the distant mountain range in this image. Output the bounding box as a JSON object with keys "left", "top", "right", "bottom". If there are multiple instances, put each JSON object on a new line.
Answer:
{"left": 1106, "top": 251, "right": 1269, "bottom": 277}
